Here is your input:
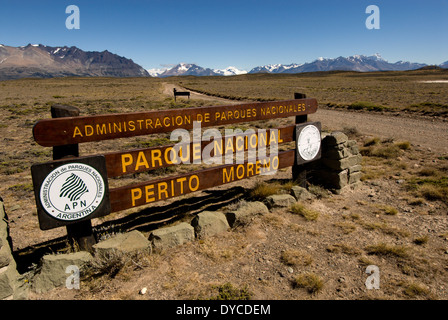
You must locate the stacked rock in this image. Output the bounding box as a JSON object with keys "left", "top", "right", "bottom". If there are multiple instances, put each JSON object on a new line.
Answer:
{"left": 0, "top": 199, "right": 26, "bottom": 300}
{"left": 309, "top": 132, "right": 362, "bottom": 194}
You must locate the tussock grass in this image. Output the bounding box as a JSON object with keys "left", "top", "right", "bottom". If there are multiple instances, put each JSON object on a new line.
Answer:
{"left": 250, "top": 181, "right": 283, "bottom": 200}
{"left": 401, "top": 281, "right": 431, "bottom": 298}
{"left": 292, "top": 272, "right": 324, "bottom": 294}
{"left": 360, "top": 221, "right": 410, "bottom": 238}
{"left": 250, "top": 181, "right": 297, "bottom": 200}
{"left": 365, "top": 243, "right": 410, "bottom": 259}
{"left": 326, "top": 243, "right": 362, "bottom": 255}
{"left": 382, "top": 205, "right": 398, "bottom": 216}
{"left": 280, "top": 249, "right": 313, "bottom": 266}
{"left": 290, "top": 203, "right": 320, "bottom": 221}
{"left": 86, "top": 249, "right": 129, "bottom": 278}
{"left": 413, "top": 235, "right": 429, "bottom": 245}
{"left": 209, "top": 282, "right": 252, "bottom": 300}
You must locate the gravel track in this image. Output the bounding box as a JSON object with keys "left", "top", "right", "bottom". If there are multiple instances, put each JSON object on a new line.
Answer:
{"left": 163, "top": 82, "right": 448, "bottom": 154}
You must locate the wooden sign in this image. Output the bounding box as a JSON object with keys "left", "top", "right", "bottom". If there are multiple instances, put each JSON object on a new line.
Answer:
{"left": 109, "top": 150, "right": 295, "bottom": 212}
{"left": 31, "top": 156, "right": 110, "bottom": 230}
{"left": 30, "top": 94, "right": 320, "bottom": 232}
{"left": 33, "top": 98, "right": 318, "bottom": 147}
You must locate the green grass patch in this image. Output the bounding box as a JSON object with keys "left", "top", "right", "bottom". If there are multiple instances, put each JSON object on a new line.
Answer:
{"left": 348, "top": 101, "right": 391, "bottom": 112}
{"left": 209, "top": 282, "right": 251, "bottom": 300}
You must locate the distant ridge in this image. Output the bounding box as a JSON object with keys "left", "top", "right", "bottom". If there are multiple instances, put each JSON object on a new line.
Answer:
{"left": 148, "top": 54, "right": 447, "bottom": 77}
{"left": 0, "top": 44, "right": 149, "bottom": 80}
{"left": 248, "top": 54, "right": 428, "bottom": 74}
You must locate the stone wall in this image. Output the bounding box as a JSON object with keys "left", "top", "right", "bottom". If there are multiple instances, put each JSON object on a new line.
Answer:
{"left": 0, "top": 198, "right": 27, "bottom": 300}
{"left": 308, "top": 131, "right": 363, "bottom": 194}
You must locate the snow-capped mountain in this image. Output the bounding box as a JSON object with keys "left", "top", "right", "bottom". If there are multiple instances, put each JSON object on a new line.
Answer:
{"left": 213, "top": 66, "right": 247, "bottom": 76}
{"left": 249, "top": 54, "right": 428, "bottom": 74}
{"left": 0, "top": 44, "right": 149, "bottom": 80}
{"left": 249, "top": 63, "right": 304, "bottom": 74}
{"left": 147, "top": 68, "right": 168, "bottom": 77}
{"left": 158, "top": 63, "right": 217, "bottom": 77}
{"left": 148, "top": 64, "right": 247, "bottom": 77}
{"left": 440, "top": 60, "right": 448, "bottom": 69}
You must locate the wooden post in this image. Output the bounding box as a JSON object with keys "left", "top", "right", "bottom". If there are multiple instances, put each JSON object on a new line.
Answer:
{"left": 51, "top": 104, "right": 96, "bottom": 252}
{"left": 292, "top": 93, "right": 308, "bottom": 187}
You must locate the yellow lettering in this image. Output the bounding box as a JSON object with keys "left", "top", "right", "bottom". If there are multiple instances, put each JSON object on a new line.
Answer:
{"left": 179, "top": 145, "right": 190, "bottom": 163}
{"left": 85, "top": 125, "right": 94, "bottom": 136}
{"left": 73, "top": 126, "right": 83, "bottom": 138}
{"left": 113, "top": 122, "right": 121, "bottom": 133}
{"left": 131, "top": 188, "right": 142, "bottom": 207}
{"left": 247, "top": 162, "right": 254, "bottom": 176}
{"left": 128, "top": 121, "right": 136, "bottom": 131}
{"left": 225, "top": 137, "right": 234, "bottom": 154}
{"left": 223, "top": 167, "right": 234, "bottom": 183}
{"left": 236, "top": 164, "right": 245, "bottom": 179}
{"left": 121, "top": 154, "right": 133, "bottom": 173}
{"left": 235, "top": 136, "right": 244, "bottom": 152}
{"left": 145, "top": 185, "right": 155, "bottom": 203}
{"left": 177, "top": 177, "right": 187, "bottom": 194}
{"left": 213, "top": 140, "right": 223, "bottom": 157}
{"left": 158, "top": 182, "right": 168, "bottom": 200}
{"left": 269, "top": 131, "right": 277, "bottom": 145}
{"left": 165, "top": 147, "right": 176, "bottom": 165}
{"left": 192, "top": 143, "right": 201, "bottom": 162}
{"left": 151, "top": 149, "right": 162, "bottom": 168}
{"left": 189, "top": 175, "right": 199, "bottom": 191}
{"left": 96, "top": 124, "right": 107, "bottom": 135}
{"left": 135, "top": 151, "right": 149, "bottom": 171}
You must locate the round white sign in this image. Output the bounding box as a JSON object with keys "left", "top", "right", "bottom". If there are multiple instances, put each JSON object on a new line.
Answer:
{"left": 39, "top": 163, "right": 105, "bottom": 221}
{"left": 298, "top": 124, "right": 321, "bottom": 161}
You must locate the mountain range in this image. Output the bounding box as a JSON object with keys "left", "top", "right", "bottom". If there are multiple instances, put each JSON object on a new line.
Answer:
{"left": 0, "top": 44, "right": 446, "bottom": 81}
{"left": 0, "top": 44, "right": 149, "bottom": 80}
{"left": 148, "top": 63, "right": 248, "bottom": 77}
{"left": 151, "top": 54, "right": 441, "bottom": 77}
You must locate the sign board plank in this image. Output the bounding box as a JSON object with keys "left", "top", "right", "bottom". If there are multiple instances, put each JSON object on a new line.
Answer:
{"left": 104, "top": 125, "right": 295, "bottom": 177}
{"left": 109, "top": 149, "right": 295, "bottom": 212}
{"left": 33, "top": 98, "right": 317, "bottom": 147}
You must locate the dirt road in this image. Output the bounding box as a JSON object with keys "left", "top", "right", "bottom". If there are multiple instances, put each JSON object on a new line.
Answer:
{"left": 162, "top": 82, "right": 243, "bottom": 105}
{"left": 310, "top": 109, "right": 448, "bottom": 154}
{"left": 163, "top": 83, "right": 448, "bottom": 154}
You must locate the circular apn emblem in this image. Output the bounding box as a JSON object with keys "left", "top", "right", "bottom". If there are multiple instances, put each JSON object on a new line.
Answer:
{"left": 298, "top": 124, "right": 321, "bottom": 161}
{"left": 39, "top": 163, "right": 105, "bottom": 221}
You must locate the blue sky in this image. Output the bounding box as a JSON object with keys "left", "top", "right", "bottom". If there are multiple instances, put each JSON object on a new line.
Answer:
{"left": 1, "top": 0, "right": 447, "bottom": 71}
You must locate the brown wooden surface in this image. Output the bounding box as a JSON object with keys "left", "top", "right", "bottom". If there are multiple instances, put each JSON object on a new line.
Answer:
{"left": 104, "top": 125, "right": 295, "bottom": 177}
{"left": 292, "top": 93, "right": 308, "bottom": 186}
{"left": 49, "top": 105, "right": 96, "bottom": 250}
{"left": 33, "top": 98, "right": 318, "bottom": 147}
{"left": 109, "top": 149, "right": 295, "bottom": 212}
